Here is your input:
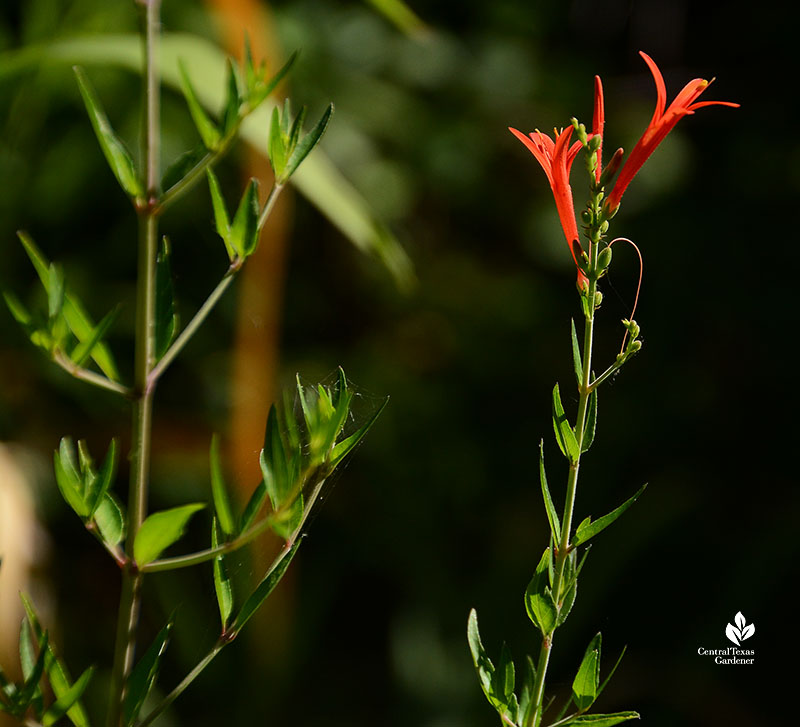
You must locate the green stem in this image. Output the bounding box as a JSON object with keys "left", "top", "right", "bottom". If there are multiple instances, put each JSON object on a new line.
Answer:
{"left": 136, "top": 641, "right": 225, "bottom": 727}
{"left": 149, "top": 265, "right": 239, "bottom": 383}
{"left": 528, "top": 269, "right": 599, "bottom": 727}
{"left": 107, "top": 3, "right": 161, "bottom": 726}
{"left": 52, "top": 351, "right": 133, "bottom": 398}
{"left": 258, "top": 181, "right": 283, "bottom": 230}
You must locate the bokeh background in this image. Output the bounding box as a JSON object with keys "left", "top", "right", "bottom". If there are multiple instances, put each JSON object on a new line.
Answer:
{"left": 0, "top": 1, "right": 792, "bottom": 726}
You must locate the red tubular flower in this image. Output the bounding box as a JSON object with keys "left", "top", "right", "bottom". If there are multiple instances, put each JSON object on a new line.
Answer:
{"left": 605, "top": 51, "right": 739, "bottom": 213}
{"left": 509, "top": 125, "right": 589, "bottom": 289}
{"left": 592, "top": 75, "right": 604, "bottom": 185}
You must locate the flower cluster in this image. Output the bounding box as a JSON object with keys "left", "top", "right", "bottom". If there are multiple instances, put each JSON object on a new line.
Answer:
{"left": 510, "top": 52, "right": 738, "bottom": 286}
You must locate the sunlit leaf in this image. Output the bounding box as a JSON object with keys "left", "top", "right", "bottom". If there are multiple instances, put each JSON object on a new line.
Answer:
{"left": 564, "top": 711, "right": 639, "bottom": 726}
{"left": 281, "top": 104, "right": 333, "bottom": 183}
{"left": 133, "top": 504, "right": 205, "bottom": 565}
{"left": 94, "top": 494, "right": 126, "bottom": 547}
{"left": 70, "top": 305, "right": 120, "bottom": 369}
{"left": 155, "top": 237, "right": 178, "bottom": 361}
{"left": 572, "top": 633, "right": 601, "bottom": 712}
{"left": 85, "top": 438, "right": 118, "bottom": 517}
{"left": 239, "top": 481, "right": 267, "bottom": 534}
{"left": 538, "top": 440, "right": 561, "bottom": 543}
{"left": 206, "top": 167, "right": 233, "bottom": 260}
{"left": 73, "top": 66, "right": 142, "bottom": 198}
{"left": 552, "top": 383, "right": 579, "bottom": 462}
{"left": 209, "top": 435, "right": 235, "bottom": 537}
{"left": 573, "top": 484, "right": 647, "bottom": 546}
{"left": 571, "top": 319, "right": 583, "bottom": 384}
{"left": 211, "top": 520, "right": 233, "bottom": 630}
{"left": 229, "top": 178, "right": 260, "bottom": 257}
{"left": 582, "top": 387, "right": 597, "bottom": 453}
{"left": 178, "top": 60, "right": 221, "bottom": 150}
{"left": 54, "top": 438, "right": 88, "bottom": 518}
{"left": 524, "top": 549, "right": 557, "bottom": 636}
{"left": 42, "top": 667, "right": 94, "bottom": 727}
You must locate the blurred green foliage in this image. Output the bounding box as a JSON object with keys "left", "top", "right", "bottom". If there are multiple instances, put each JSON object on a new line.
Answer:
{"left": 0, "top": 1, "right": 791, "bottom": 726}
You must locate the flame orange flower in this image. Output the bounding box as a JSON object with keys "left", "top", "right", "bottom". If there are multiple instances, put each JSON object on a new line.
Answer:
{"left": 509, "top": 126, "right": 589, "bottom": 289}
{"left": 605, "top": 52, "right": 739, "bottom": 212}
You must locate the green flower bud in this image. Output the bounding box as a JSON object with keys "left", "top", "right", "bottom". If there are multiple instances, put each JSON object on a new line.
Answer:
{"left": 588, "top": 134, "right": 602, "bottom": 152}
{"left": 597, "top": 246, "right": 613, "bottom": 270}
{"left": 581, "top": 209, "right": 593, "bottom": 225}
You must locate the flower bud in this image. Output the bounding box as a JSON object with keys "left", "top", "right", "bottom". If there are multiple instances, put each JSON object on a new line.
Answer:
{"left": 597, "top": 246, "right": 612, "bottom": 270}
{"left": 599, "top": 147, "right": 624, "bottom": 188}
{"left": 581, "top": 210, "right": 593, "bottom": 225}
{"left": 587, "top": 134, "right": 602, "bottom": 153}
{"left": 594, "top": 290, "right": 603, "bottom": 308}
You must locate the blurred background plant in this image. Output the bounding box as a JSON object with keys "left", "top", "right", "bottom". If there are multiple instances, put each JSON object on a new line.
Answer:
{"left": 0, "top": 1, "right": 791, "bottom": 726}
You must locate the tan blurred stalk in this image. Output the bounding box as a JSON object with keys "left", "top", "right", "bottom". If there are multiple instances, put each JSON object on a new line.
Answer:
{"left": 205, "top": 0, "right": 295, "bottom": 675}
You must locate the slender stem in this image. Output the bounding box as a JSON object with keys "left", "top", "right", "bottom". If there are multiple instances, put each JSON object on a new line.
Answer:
{"left": 53, "top": 351, "right": 133, "bottom": 398}
{"left": 529, "top": 267, "right": 599, "bottom": 727}
{"left": 258, "top": 182, "right": 283, "bottom": 229}
{"left": 149, "top": 265, "right": 239, "bottom": 383}
{"left": 107, "top": 3, "right": 161, "bottom": 726}
{"left": 136, "top": 642, "right": 225, "bottom": 727}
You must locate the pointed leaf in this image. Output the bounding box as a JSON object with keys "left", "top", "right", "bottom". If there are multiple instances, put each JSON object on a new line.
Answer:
{"left": 493, "top": 643, "right": 516, "bottom": 707}
{"left": 94, "top": 494, "right": 126, "bottom": 547}
{"left": 178, "top": 60, "right": 221, "bottom": 150}
{"left": 581, "top": 387, "right": 598, "bottom": 453}
{"left": 573, "top": 484, "right": 647, "bottom": 546}
{"left": 122, "top": 616, "right": 174, "bottom": 727}
{"left": 162, "top": 144, "right": 207, "bottom": 191}
{"left": 524, "top": 549, "right": 558, "bottom": 636}
{"left": 73, "top": 66, "right": 142, "bottom": 198}
{"left": 287, "top": 105, "right": 308, "bottom": 155}
{"left": 220, "top": 59, "right": 241, "bottom": 135}
{"left": 571, "top": 319, "right": 583, "bottom": 384}
{"left": 54, "top": 439, "right": 89, "bottom": 518}
{"left": 4, "top": 291, "right": 34, "bottom": 327}
{"left": 538, "top": 440, "right": 561, "bottom": 543}
{"left": 47, "top": 264, "right": 66, "bottom": 321}
{"left": 572, "top": 633, "right": 601, "bottom": 712}
{"left": 552, "top": 383, "right": 579, "bottom": 462}
{"left": 42, "top": 667, "right": 94, "bottom": 727}
{"left": 209, "top": 434, "right": 235, "bottom": 537}
{"left": 70, "top": 305, "right": 120, "bottom": 368}
{"left": 211, "top": 520, "right": 234, "bottom": 630}
{"left": 155, "top": 237, "right": 178, "bottom": 361}
{"left": 565, "top": 711, "right": 639, "bottom": 726}
{"left": 19, "top": 619, "right": 38, "bottom": 681}
{"left": 206, "top": 168, "right": 233, "bottom": 260}
{"left": 268, "top": 106, "right": 287, "bottom": 179}
{"left": 251, "top": 52, "right": 298, "bottom": 108}
{"left": 86, "top": 439, "right": 118, "bottom": 517}
{"left": 467, "top": 609, "right": 496, "bottom": 705}
{"left": 597, "top": 646, "right": 627, "bottom": 700}
{"left": 281, "top": 103, "right": 334, "bottom": 183}
{"left": 231, "top": 539, "right": 301, "bottom": 633}
{"left": 328, "top": 396, "right": 389, "bottom": 469}
{"left": 239, "top": 481, "right": 267, "bottom": 534}
{"left": 229, "top": 178, "right": 260, "bottom": 257}
{"left": 17, "top": 631, "right": 48, "bottom": 710}
{"left": 18, "top": 232, "right": 120, "bottom": 380}
{"left": 133, "top": 504, "right": 205, "bottom": 566}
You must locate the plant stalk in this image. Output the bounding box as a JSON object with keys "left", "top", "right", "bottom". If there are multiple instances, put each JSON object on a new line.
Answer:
{"left": 106, "top": 3, "right": 161, "bottom": 726}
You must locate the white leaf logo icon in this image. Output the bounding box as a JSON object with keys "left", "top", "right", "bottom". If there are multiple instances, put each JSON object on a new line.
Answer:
{"left": 726, "top": 612, "right": 755, "bottom": 645}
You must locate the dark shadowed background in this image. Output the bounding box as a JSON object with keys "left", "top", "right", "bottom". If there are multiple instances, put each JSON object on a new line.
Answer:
{"left": 0, "top": 1, "right": 792, "bottom": 726}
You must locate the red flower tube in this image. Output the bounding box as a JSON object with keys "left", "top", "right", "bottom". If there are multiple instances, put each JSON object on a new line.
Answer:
{"left": 605, "top": 52, "right": 739, "bottom": 213}
{"left": 509, "top": 125, "right": 589, "bottom": 289}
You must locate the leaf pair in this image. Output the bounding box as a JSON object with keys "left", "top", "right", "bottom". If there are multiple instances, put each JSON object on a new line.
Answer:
{"left": 54, "top": 437, "right": 124, "bottom": 548}
{"left": 0, "top": 594, "right": 92, "bottom": 727}
{"left": 5, "top": 233, "right": 120, "bottom": 380}
{"left": 467, "top": 609, "right": 536, "bottom": 726}
{"left": 552, "top": 382, "right": 597, "bottom": 463}
{"left": 207, "top": 168, "right": 261, "bottom": 262}
{"left": 269, "top": 99, "right": 334, "bottom": 186}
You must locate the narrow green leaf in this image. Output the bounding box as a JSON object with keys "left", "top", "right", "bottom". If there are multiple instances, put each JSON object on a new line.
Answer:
{"left": 178, "top": 60, "right": 221, "bottom": 150}
{"left": 249, "top": 52, "right": 297, "bottom": 108}
{"left": 581, "top": 387, "right": 598, "bottom": 453}
{"left": 209, "top": 434, "right": 235, "bottom": 537}
{"left": 20, "top": 595, "right": 90, "bottom": 727}
{"left": 206, "top": 168, "right": 233, "bottom": 260}
{"left": 281, "top": 103, "right": 334, "bottom": 183}
{"left": 211, "top": 520, "right": 234, "bottom": 630}
{"left": 18, "top": 232, "right": 120, "bottom": 380}
{"left": 538, "top": 440, "right": 561, "bottom": 543}
{"left": 4, "top": 291, "right": 33, "bottom": 327}
{"left": 70, "top": 305, "right": 120, "bottom": 368}
{"left": 220, "top": 59, "right": 241, "bottom": 135}
{"left": 571, "top": 319, "right": 583, "bottom": 384}
{"left": 17, "top": 631, "right": 48, "bottom": 710}
{"left": 47, "top": 264, "right": 65, "bottom": 321}
{"left": 133, "top": 504, "right": 205, "bottom": 565}
{"left": 229, "top": 178, "right": 260, "bottom": 257}
{"left": 85, "top": 439, "right": 117, "bottom": 517}
{"left": 268, "top": 106, "right": 286, "bottom": 179}
{"left": 155, "top": 237, "right": 178, "bottom": 361}
{"left": 231, "top": 538, "right": 301, "bottom": 633}
{"left": 573, "top": 484, "right": 647, "bottom": 546}
{"left": 493, "top": 643, "right": 516, "bottom": 707}
{"left": 467, "top": 609, "right": 517, "bottom": 720}
{"left": 260, "top": 405, "right": 291, "bottom": 507}
{"left": 287, "top": 105, "right": 308, "bottom": 155}
{"left": 597, "top": 646, "right": 627, "bottom": 700}
{"left": 239, "top": 481, "right": 267, "bottom": 534}
{"left": 122, "top": 616, "right": 174, "bottom": 727}
{"left": 19, "top": 619, "right": 37, "bottom": 681}
{"left": 552, "top": 383, "right": 580, "bottom": 462}
{"left": 565, "top": 711, "right": 639, "bottom": 726}
{"left": 54, "top": 439, "right": 89, "bottom": 518}
{"left": 73, "top": 66, "right": 142, "bottom": 198}
{"left": 524, "top": 549, "right": 558, "bottom": 636}
{"left": 518, "top": 655, "right": 537, "bottom": 726}
{"left": 328, "top": 396, "right": 389, "bottom": 469}
{"left": 572, "top": 633, "right": 601, "bottom": 712}
{"left": 42, "top": 667, "right": 93, "bottom": 727}
{"left": 467, "top": 609, "right": 495, "bottom": 706}
{"left": 94, "top": 494, "right": 126, "bottom": 547}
